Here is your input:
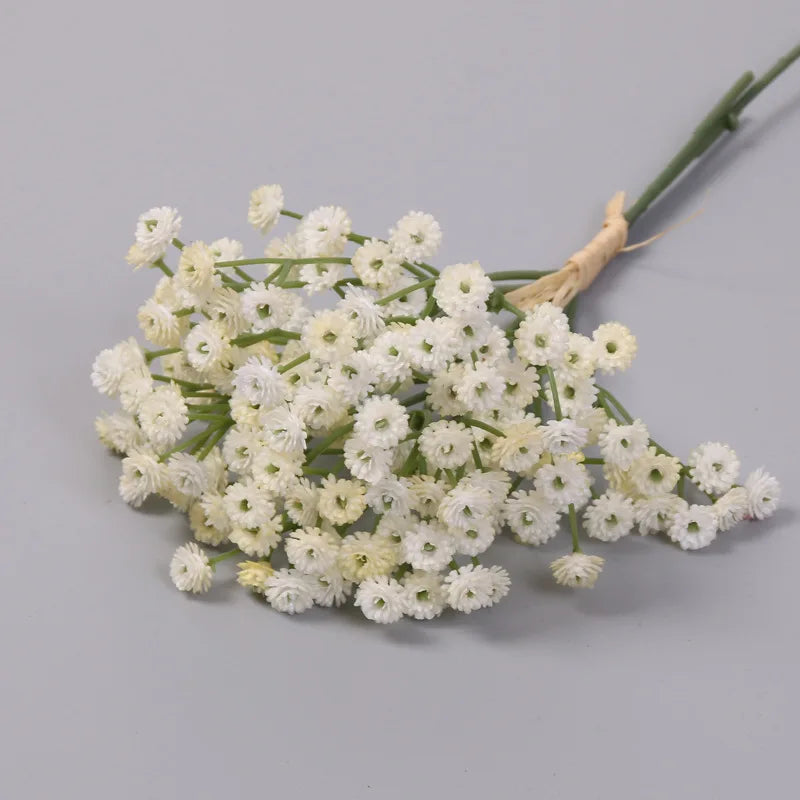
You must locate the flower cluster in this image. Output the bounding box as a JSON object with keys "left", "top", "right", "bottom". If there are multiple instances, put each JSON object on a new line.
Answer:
{"left": 93, "top": 187, "right": 781, "bottom": 623}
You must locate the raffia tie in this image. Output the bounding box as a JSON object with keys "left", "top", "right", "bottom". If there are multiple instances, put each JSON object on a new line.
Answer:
{"left": 505, "top": 191, "right": 629, "bottom": 310}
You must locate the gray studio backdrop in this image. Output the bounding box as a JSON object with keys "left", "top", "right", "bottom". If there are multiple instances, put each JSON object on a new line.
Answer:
{"left": 1, "top": 1, "right": 797, "bottom": 798}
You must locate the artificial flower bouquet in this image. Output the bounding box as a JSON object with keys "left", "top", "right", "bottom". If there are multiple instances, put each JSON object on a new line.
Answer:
{"left": 92, "top": 46, "right": 797, "bottom": 623}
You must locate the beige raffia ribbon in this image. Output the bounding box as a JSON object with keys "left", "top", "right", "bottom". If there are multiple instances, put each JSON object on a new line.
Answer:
{"left": 505, "top": 191, "right": 630, "bottom": 310}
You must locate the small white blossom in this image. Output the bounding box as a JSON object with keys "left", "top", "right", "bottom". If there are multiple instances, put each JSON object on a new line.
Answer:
{"left": 744, "top": 468, "right": 780, "bottom": 520}
{"left": 550, "top": 552, "right": 604, "bottom": 588}
{"left": 592, "top": 322, "right": 637, "bottom": 373}
{"left": 388, "top": 211, "right": 442, "bottom": 262}
{"left": 444, "top": 564, "right": 510, "bottom": 613}
{"left": 688, "top": 442, "right": 740, "bottom": 495}
{"left": 248, "top": 184, "right": 284, "bottom": 233}
{"left": 355, "top": 576, "right": 406, "bottom": 623}
{"left": 135, "top": 206, "right": 181, "bottom": 263}
{"left": 668, "top": 504, "right": 718, "bottom": 550}
{"left": 170, "top": 542, "right": 213, "bottom": 593}
{"left": 264, "top": 568, "right": 316, "bottom": 614}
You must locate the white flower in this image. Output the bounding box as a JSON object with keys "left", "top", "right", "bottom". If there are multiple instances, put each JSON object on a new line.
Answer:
{"left": 369, "top": 329, "right": 413, "bottom": 383}
{"left": 337, "top": 287, "right": 385, "bottom": 339}
{"left": 542, "top": 419, "right": 588, "bottom": 456}
{"left": 138, "top": 385, "right": 188, "bottom": 450}
{"left": 744, "top": 468, "right": 780, "bottom": 520}
{"left": 380, "top": 272, "right": 429, "bottom": 317}
{"left": 95, "top": 411, "right": 144, "bottom": 454}
{"left": 454, "top": 363, "right": 505, "bottom": 413}
{"left": 545, "top": 373, "right": 598, "bottom": 418}
{"left": 404, "top": 318, "right": 460, "bottom": 372}
{"left": 248, "top": 184, "right": 284, "bottom": 233}
{"left": 592, "top": 322, "right": 637, "bottom": 373}
{"left": 583, "top": 491, "right": 635, "bottom": 541}
{"left": 337, "top": 531, "right": 399, "bottom": 582}
{"left": 303, "top": 310, "right": 357, "bottom": 363}
{"left": 629, "top": 447, "right": 681, "bottom": 496}
{"left": 223, "top": 478, "right": 276, "bottom": 529}
{"left": 285, "top": 527, "right": 341, "bottom": 575}
{"left": 326, "top": 351, "right": 377, "bottom": 404}
{"left": 202, "top": 287, "right": 246, "bottom": 338}
{"left": 236, "top": 560, "right": 275, "bottom": 593}
{"left": 634, "top": 495, "right": 687, "bottom": 535}
{"left": 184, "top": 321, "right": 231, "bottom": 373}
{"left": 354, "top": 395, "right": 409, "bottom": 448}
{"left": 402, "top": 571, "right": 447, "bottom": 619}
{"left": 355, "top": 577, "right": 406, "bottom": 623}
{"left": 137, "top": 299, "right": 183, "bottom": 347}
{"left": 135, "top": 206, "right": 181, "bottom": 263}
{"left": 444, "top": 564, "right": 510, "bottom": 613}
{"left": 557, "top": 333, "right": 597, "bottom": 378}
{"left": 534, "top": 458, "right": 592, "bottom": 511}
{"left": 240, "top": 283, "right": 301, "bottom": 332}
{"left": 405, "top": 475, "right": 447, "bottom": 519}
{"left": 119, "top": 370, "right": 154, "bottom": 415}
{"left": 210, "top": 237, "right": 243, "bottom": 262}
{"left": 166, "top": 453, "right": 209, "bottom": 499}
{"left": 310, "top": 569, "right": 352, "bottom": 607}
{"left": 687, "top": 442, "right": 740, "bottom": 495}
{"left": 402, "top": 521, "right": 455, "bottom": 571}
{"left": 229, "top": 521, "right": 282, "bottom": 557}
{"left": 668, "top": 504, "right": 718, "bottom": 550}
{"left": 299, "top": 259, "right": 346, "bottom": 294}
{"left": 221, "top": 424, "right": 261, "bottom": 473}
{"left": 713, "top": 486, "right": 749, "bottom": 532}
{"left": 199, "top": 490, "right": 232, "bottom": 535}
{"left": 598, "top": 418, "right": 649, "bottom": 470}
{"left": 91, "top": 338, "right": 147, "bottom": 396}
{"left": 365, "top": 476, "right": 410, "bottom": 516}
{"left": 291, "top": 382, "right": 346, "bottom": 431}
{"left": 433, "top": 261, "right": 493, "bottom": 319}
{"left": 449, "top": 520, "right": 496, "bottom": 557}
{"left": 550, "top": 552, "right": 604, "bottom": 588}
{"left": 284, "top": 479, "right": 319, "bottom": 527}
{"left": 251, "top": 449, "right": 303, "bottom": 493}
{"left": 497, "top": 358, "right": 540, "bottom": 410}
{"left": 177, "top": 241, "right": 217, "bottom": 293}
{"left": 351, "top": 239, "right": 401, "bottom": 289}
{"left": 298, "top": 205, "right": 351, "bottom": 256}
{"left": 264, "top": 568, "right": 316, "bottom": 614}
{"left": 388, "top": 211, "right": 442, "bottom": 262}
{"left": 491, "top": 417, "right": 543, "bottom": 472}
{"left": 514, "top": 302, "right": 570, "bottom": 366}
{"left": 169, "top": 542, "right": 213, "bottom": 593}
{"left": 438, "top": 482, "right": 494, "bottom": 532}
{"left": 317, "top": 477, "right": 367, "bottom": 525}
{"left": 260, "top": 405, "right": 306, "bottom": 455}
{"left": 575, "top": 407, "right": 609, "bottom": 447}
{"left": 119, "top": 450, "right": 166, "bottom": 507}
{"left": 189, "top": 501, "right": 227, "bottom": 546}
{"left": 418, "top": 420, "right": 472, "bottom": 470}
{"left": 344, "top": 435, "right": 392, "bottom": 484}
{"left": 504, "top": 490, "right": 560, "bottom": 545}
{"left": 232, "top": 356, "right": 287, "bottom": 408}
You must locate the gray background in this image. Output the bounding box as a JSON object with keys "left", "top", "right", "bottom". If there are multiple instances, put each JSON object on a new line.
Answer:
{"left": 2, "top": 1, "right": 798, "bottom": 797}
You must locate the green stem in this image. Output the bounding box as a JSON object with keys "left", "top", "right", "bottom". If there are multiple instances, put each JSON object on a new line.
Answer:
{"left": 159, "top": 421, "right": 227, "bottom": 462}
{"left": 544, "top": 366, "right": 562, "bottom": 420}
{"left": 278, "top": 353, "right": 311, "bottom": 374}
{"left": 208, "top": 548, "right": 241, "bottom": 567}
{"left": 625, "top": 43, "right": 800, "bottom": 225}
{"left": 456, "top": 416, "right": 506, "bottom": 438}
{"left": 376, "top": 278, "right": 436, "bottom": 307}
{"left": 231, "top": 329, "right": 301, "bottom": 347}
{"left": 154, "top": 259, "right": 173, "bottom": 277}
{"left": 196, "top": 421, "right": 232, "bottom": 460}
{"left": 597, "top": 387, "right": 633, "bottom": 424}
{"left": 488, "top": 270, "right": 552, "bottom": 281}
{"left": 567, "top": 504, "right": 581, "bottom": 553}
{"left": 145, "top": 347, "right": 181, "bottom": 362}
{"left": 151, "top": 374, "right": 213, "bottom": 390}
{"left": 216, "top": 256, "right": 352, "bottom": 267}
{"left": 305, "top": 422, "right": 355, "bottom": 463}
